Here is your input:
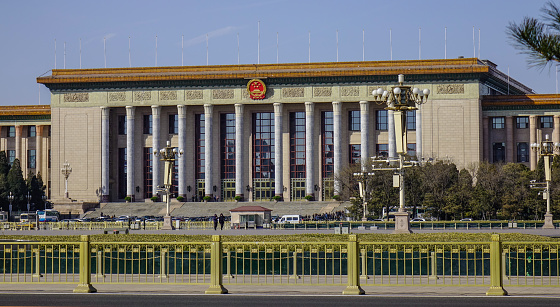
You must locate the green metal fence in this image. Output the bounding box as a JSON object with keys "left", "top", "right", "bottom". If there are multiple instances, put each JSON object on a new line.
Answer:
{"left": 1, "top": 234, "right": 558, "bottom": 294}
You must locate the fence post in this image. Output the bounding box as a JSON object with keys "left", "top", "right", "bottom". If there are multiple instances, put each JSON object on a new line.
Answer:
{"left": 343, "top": 234, "right": 365, "bottom": 295}
{"left": 73, "top": 235, "right": 97, "bottom": 293}
{"left": 429, "top": 251, "right": 438, "bottom": 280}
{"left": 360, "top": 249, "right": 368, "bottom": 279}
{"left": 33, "top": 248, "right": 42, "bottom": 278}
{"left": 205, "top": 235, "right": 228, "bottom": 294}
{"left": 159, "top": 249, "right": 168, "bottom": 278}
{"left": 486, "top": 234, "right": 507, "bottom": 296}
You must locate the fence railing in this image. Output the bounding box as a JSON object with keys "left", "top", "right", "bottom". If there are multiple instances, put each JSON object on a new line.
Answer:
{"left": 1, "top": 234, "right": 559, "bottom": 294}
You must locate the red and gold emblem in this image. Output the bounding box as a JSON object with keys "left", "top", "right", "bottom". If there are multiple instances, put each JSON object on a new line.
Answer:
{"left": 247, "top": 79, "right": 266, "bottom": 100}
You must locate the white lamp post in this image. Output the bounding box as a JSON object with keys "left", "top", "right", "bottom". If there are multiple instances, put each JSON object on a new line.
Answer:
{"left": 154, "top": 140, "right": 183, "bottom": 230}
{"left": 371, "top": 74, "right": 430, "bottom": 234}
{"left": 26, "top": 192, "right": 31, "bottom": 212}
{"left": 61, "top": 161, "right": 72, "bottom": 199}
{"left": 530, "top": 134, "right": 558, "bottom": 229}
{"left": 8, "top": 191, "right": 14, "bottom": 221}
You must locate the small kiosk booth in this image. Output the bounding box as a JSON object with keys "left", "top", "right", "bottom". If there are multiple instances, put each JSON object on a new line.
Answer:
{"left": 229, "top": 206, "right": 272, "bottom": 229}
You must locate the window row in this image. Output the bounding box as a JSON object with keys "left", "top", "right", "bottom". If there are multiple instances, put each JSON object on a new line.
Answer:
{"left": 491, "top": 142, "right": 530, "bottom": 163}
{"left": 491, "top": 116, "right": 553, "bottom": 129}
{"left": 2, "top": 125, "right": 48, "bottom": 138}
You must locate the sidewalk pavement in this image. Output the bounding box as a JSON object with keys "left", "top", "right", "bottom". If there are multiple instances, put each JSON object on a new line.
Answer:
{"left": 1, "top": 283, "right": 559, "bottom": 297}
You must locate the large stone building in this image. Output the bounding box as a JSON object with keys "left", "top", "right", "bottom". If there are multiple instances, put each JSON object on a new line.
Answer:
{"left": 9, "top": 57, "right": 553, "bottom": 204}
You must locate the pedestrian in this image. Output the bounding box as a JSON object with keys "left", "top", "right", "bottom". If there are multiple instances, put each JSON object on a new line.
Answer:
{"left": 219, "top": 213, "right": 225, "bottom": 230}
{"left": 213, "top": 214, "right": 218, "bottom": 230}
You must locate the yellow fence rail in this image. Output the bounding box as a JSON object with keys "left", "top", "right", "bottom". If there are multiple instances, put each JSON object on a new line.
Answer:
{"left": 1, "top": 234, "right": 559, "bottom": 295}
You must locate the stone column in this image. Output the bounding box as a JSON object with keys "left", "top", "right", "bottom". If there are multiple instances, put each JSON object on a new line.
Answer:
{"left": 305, "top": 102, "right": 315, "bottom": 198}
{"left": 36, "top": 125, "right": 43, "bottom": 176}
{"left": 332, "top": 101, "right": 341, "bottom": 195}
{"left": 506, "top": 116, "right": 514, "bottom": 163}
{"left": 15, "top": 125, "right": 22, "bottom": 163}
{"left": 101, "top": 107, "right": 110, "bottom": 202}
{"left": 483, "top": 116, "right": 489, "bottom": 161}
{"left": 274, "top": 103, "right": 284, "bottom": 199}
{"left": 529, "top": 115, "right": 537, "bottom": 170}
{"left": 204, "top": 104, "right": 214, "bottom": 198}
{"left": 416, "top": 107, "right": 422, "bottom": 160}
{"left": 177, "top": 105, "right": 187, "bottom": 198}
{"left": 126, "top": 106, "right": 136, "bottom": 201}
{"left": 235, "top": 104, "right": 244, "bottom": 199}
{"left": 151, "top": 105, "right": 161, "bottom": 196}
{"left": 359, "top": 101, "right": 369, "bottom": 171}
{"left": 554, "top": 115, "right": 560, "bottom": 154}
{"left": 388, "top": 105, "right": 396, "bottom": 159}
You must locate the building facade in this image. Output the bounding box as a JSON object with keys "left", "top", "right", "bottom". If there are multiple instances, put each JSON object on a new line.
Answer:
{"left": 31, "top": 58, "right": 544, "bottom": 204}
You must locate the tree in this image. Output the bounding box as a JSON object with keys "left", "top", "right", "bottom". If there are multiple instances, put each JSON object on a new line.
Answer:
{"left": 444, "top": 169, "right": 473, "bottom": 220}
{"left": 420, "top": 161, "right": 459, "bottom": 220}
{"left": 7, "top": 159, "right": 28, "bottom": 211}
{"left": 507, "top": 1, "right": 560, "bottom": 69}
{"left": 27, "top": 171, "right": 46, "bottom": 211}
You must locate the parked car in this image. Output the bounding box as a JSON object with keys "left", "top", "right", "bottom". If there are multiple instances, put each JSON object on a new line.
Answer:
{"left": 411, "top": 218, "right": 426, "bottom": 222}
{"left": 460, "top": 218, "right": 473, "bottom": 221}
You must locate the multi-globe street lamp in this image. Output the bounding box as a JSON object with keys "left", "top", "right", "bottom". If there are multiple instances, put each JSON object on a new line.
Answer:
{"left": 61, "top": 161, "right": 72, "bottom": 199}
{"left": 8, "top": 191, "right": 14, "bottom": 221}
{"left": 154, "top": 140, "right": 183, "bottom": 230}
{"left": 26, "top": 192, "right": 31, "bottom": 212}
{"left": 530, "top": 134, "right": 558, "bottom": 229}
{"left": 371, "top": 74, "right": 430, "bottom": 234}
{"left": 352, "top": 171, "right": 375, "bottom": 221}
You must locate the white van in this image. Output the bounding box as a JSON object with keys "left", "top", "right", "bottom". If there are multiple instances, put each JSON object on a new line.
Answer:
{"left": 277, "top": 215, "right": 301, "bottom": 224}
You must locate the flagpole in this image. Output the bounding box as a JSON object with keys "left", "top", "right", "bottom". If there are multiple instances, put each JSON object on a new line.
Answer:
{"left": 64, "top": 42, "right": 66, "bottom": 69}
{"left": 104, "top": 37, "right": 106, "bottom": 68}
{"left": 362, "top": 29, "right": 365, "bottom": 61}
{"left": 155, "top": 35, "right": 158, "bottom": 67}
{"left": 419, "top": 28, "right": 421, "bottom": 60}
{"left": 181, "top": 35, "right": 184, "bottom": 66}
{"left": 336, "top": 29, "right": 339, "bottom": 62}
{"left": 258, "top": 21, "right": 260, "bottom": 64}
{"left": 277, "top": 32, "right": 279, "bottom": 64}
{"left": 444, "top": 27, "right": 447, "bottom": 59}
{"left": 54, "top": 39, "right": 57, "bottom": 69}
{"left": 237, "top": 33, "right": 240, "bottom": 65}
{"left": 390, "top": 29, "right": 392, "bottom": 61}
{"left": 206, "top": 34, "right": 209, "bottom": 65}
{"left": 79, "top": 38, "right": 82, "bottom": 69}
{"left": 129, "top": 36, "right": 131, "bottom": 67}
{"left": 308, "top": 31, "right": 311, "bottom": 63}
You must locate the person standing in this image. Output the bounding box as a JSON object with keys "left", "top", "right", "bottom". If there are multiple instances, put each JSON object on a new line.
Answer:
{"left": 219, "top": 213, "right": 225, "bottom": 230}
{"left": 213, "top": 214, "right": 218, "bottom": 231}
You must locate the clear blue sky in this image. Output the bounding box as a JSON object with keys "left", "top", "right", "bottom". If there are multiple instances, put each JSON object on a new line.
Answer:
{"left": 0, "top": 0, "right": 556, "bottom": 105}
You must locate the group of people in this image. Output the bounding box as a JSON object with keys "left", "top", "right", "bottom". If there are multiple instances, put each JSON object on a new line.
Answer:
{"left": 305, "top": 211, "right": 347, "bottom": 221}
{"left": 212, "top": 213, "right": 225, "bottom": 230}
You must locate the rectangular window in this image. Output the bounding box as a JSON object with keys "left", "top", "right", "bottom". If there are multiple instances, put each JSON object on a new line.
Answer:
{"left": 376, "top": 144, "right": 389, "bottom": 158}
{"left": 376, "top": 110, "right": 388, "bottom": 131}
{"left": 516, "top": 116, "right": 529, "bottom": 129}
{"left": 407, "top": 143, "right": 416, "bottom": 157}
{"left": 290, "top": 112, "right": 306, "bottom": 179}
{"left": 169, "top": 114, "right": 178, "bottom": 134}
{"left": 28, "top": 126, "right": 36, "bottom": 137}
{"left": 7, "top": 126, "right": 15, "bottom": 138}
{"left": 144, "top": 147, "right": 153, "bottom": 199}
{"left": 406, "top": 111, "right": 416, "bottom": 131}
{"left": 27, "top": 150, "right": 36, "bottom": 169}
{"left": 253, "top": 113, "right": 275, "bottom": 201}
{"left": 349, "top": 144, "right": 361, "bottom": 164}
{"left": 492, "top": 142, "right": 506, "bottom": 163}
{"left": 221, "top": 113, "right": 236, "bottom": 179}
{"left": 322, "top": 111, "right": 334, "bottom": 179}
{"left": 118, "top": 115, "right": 127, "bottom": 135}
{"left": 348, "top": 110, "right": 360, "bottom": 131}
{"left": 492, "top": 117, "right": 505, "bottom": 129}
{"left": 118, "top": 148, "right": 127, "bottom": 199}
{"left": 7, "top": 150, "right": 15, "bottom": 165}
{"left": 195, "top": 114, "right": 205, "bottom": 180}
{"left": 517, "top": 142, "right": 529, "bottom": 163}
{"left": 540, "top": 116, "right": 553, "bottom": 128}
{"left": 143, "top": 114, "right": 152, "bottom": 134}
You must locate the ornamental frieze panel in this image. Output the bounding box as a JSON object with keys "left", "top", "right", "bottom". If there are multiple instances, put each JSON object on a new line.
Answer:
{"left": 283, "top": 87, "right": 304, "bottom": 98}
{"left": 341, "top": 86, "right": 359, "bottom": 96}
{"left": 134, "top": 91, "right": 152, "bottom": 101}
{"left": 160, "top": 90, "right": 178, "bottom": 101}
{"left": 185, "top": 90, "right": 203, "bottom": 100}
{"left": 313, "top": 87, "right": 332, "bottom": 97}
{"left": 437, "top": 84, "right": 464, "bottom": 94}
{"left": 63, "top": 93, "right": 89, "bottom": 102}
{"left": 108, "top": 92, "right": 126, "bottom": 102}
{"left": 212, "top": 89, "right": 234, "bottom": 100}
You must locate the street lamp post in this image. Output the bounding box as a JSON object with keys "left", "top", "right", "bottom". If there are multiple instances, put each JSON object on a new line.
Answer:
{"left": 530, "top": 134, "right": 558, "bottom": 229}
{"left": 8, "top": 191, "right": 14, "bottom": 222}
{"left": 61, "top": 161, "right": 72, "bottom": 199}
{"left": 371, "top": 74, "right": 430, "bottom": 234}
{"left": 154, "top": 140, "right": 183, "bottom": 230}
{"left": 26, "top": 192, "right": 31, "bottom": 212}
{"left": 353, "top": 172, "right": 375, "bottom": 221}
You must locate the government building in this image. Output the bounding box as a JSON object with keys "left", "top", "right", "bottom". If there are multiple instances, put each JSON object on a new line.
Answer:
{"left": 0, "top": 57, "right": 554, "bottom": 205}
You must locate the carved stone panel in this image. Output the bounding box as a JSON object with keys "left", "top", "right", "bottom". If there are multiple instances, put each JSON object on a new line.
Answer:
{"left": 160, "top": 90, "right": 178, "bottom": 101}
{"left": 134, "top": 91, "right": 152, "bottom": 101}
{"left": 185, "top": 90, "right": 203, "bottom": 100}
{"left": 314, "top": 87, "right": 332, "bottom": 97}
{"left": 108, "top": 92, "right": 126, "bottom": 102}
{"left": 212, "top": 89, "right": 234, "bottom": 100}
{"left": 283, "top": 87, "right": 304, "bottom": 98}
{"left": 63, "top": 93, "right": 89, "bottom": 102}
{"left": 437, "top": 84, "right": 464, "bottom": 94}
{"left": 341, "top": 86, "right": 359, "bottom": 96}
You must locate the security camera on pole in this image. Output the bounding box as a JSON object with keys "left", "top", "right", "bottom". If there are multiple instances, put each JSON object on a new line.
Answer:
{"left": 371, "top": 74, "right": 430, "bottom": 234}
{"left": 530, "top": 134, "right": 558, "bottom": 229}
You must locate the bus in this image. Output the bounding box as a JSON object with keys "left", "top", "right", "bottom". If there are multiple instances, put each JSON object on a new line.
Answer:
{"left": 19, "top": 212, "right": 37, "bottom": 223}
{"left": 37, "top": 210, "right": 59, "bottom": 222}
{"left": 0, "top": 211, "right": 8, "bottom": 222}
